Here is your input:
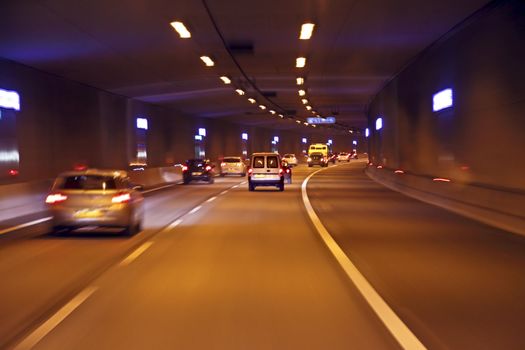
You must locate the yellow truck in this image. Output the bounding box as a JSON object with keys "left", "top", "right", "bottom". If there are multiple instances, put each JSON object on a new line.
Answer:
{"left": 308, "top": 143, "right": 328, "bottom": 157}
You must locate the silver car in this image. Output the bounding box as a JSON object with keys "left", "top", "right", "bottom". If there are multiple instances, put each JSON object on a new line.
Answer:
{"left": 46, "top": 169, "right": 144, "bottom": 235}
{"left": 282, "top": 154, "right": 298, "bottom": 167}
{"left": 220, "top": 156, "right": 247, "bottom": 176}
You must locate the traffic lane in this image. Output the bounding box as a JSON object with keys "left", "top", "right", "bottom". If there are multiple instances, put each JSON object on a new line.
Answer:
{"left": 307, "top": 162, "right": 525, "bottom": 349}
{"left": 0, "top": 176, "right": 245, "bottom": 349}
{"left": 29, "top": 166, "right": 400, "bottom": 350}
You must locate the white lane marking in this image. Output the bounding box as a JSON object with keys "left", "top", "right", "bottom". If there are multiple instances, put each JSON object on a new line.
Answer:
{"left": 206, "top": 196, "right": 217, "bottom": 203}
{"left": 142, "top": 184, "right": 176, "bottom": 194}
{"left": 219, "top": 190, "right": 228, "bottom": 195}
{"left": 169, "top": 219, "right": 183, "bottom": 228}
{"left": 0, "top": 217, "right": 52, "bottom": 236}
{"left": 188, "top": 206, "right": 202, "bottom": 214}
{"left": 13, "top": 286, "right": 98, "bottom": 350}
{"left": 301, "top": 168, "right": 426, "bottom": 350}
{"left": 119, "top": 241, "right": 154, "bottom": 267}
{"left": 241, "top": 181, "right": 247, "bottom": 185}
{"left": 232, "top": 185, "right": 239, "bottom": 189}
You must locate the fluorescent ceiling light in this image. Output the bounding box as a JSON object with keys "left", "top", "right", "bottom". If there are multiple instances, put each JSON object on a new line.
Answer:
{"left": 200, "top": 56, "right": 214, "bottom": 67}
{"left": 306, "top": 105, "right": 312, "bottom": 111}
{"left": 298, "top": 89, "right": 306, "bottom": 96}
{"left": 269, "top": 110, "right": 276, "bottom": 114}
{"left": 296, "top": 120, "right": 301, "bottom": 124}
{"left": 170, "top": 21, "right": 191, "bottom": 38}
{"left": 301, "top": 99, "right": 308, "bottom": 104}
{"left": 220, "top": 76, "right": 231, "bottom": 84}
{"left": 235, "top": 89, "right": 245, "bottom": 96}
{"left": 279, "top": 114, "right": 284, "bottom": 118}
{"left": 304, "top": 122, "right": 309, "bottom": 126}
{"left": 259, "top": 105, "right": 266, "bottom": 110}
{"left": 296, "top": 57, "right": 306, "bottom": 68}
{"left": 300, "top": 23, "right": 315, "bottom": 40}
{"left": 136, "top": 118, "right": 148, "bottom": 130}
{"left": 296, "top": 77, "right": 304, "bottom": 85}
{"left": 247, "top": 98, "right": 256, "bottom": 104}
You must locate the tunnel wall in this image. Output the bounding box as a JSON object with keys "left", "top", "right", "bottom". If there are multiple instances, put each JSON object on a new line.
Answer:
{"left": 0, "top": 58, "right": 354, "bottom": 184}
{"left": 366, "top": 0, "right": 525, "bottom": 234}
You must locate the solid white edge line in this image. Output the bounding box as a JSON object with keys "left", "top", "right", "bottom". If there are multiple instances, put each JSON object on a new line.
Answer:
{"left": 206, "top": 196, "right": 217, "bottom": 203}
{"left": 219, "top": 190, "right": 228, "bottom": 195}
{"left": 301, "top": 168, "right": 427, "bottom": 350}
{"left": 141, "top": 183, "right": 176, "bottom": 194}
{"left": 119, "top": 241, "right": 154, "bottom": 267}
{"left": 13, "top": 286, "right": 98, "bottom": 350}
{"left": 0, "top": 217, "right": 52, "bottom": 236}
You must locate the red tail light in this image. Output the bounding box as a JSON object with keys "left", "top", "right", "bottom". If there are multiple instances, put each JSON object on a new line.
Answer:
{"left": 182, "top": 165, "right": 188, "bottom": 172}
{"left": 279, "top": 168, "right": 284, "bottom": 175}
{"left": 221, "top": 162, "right": 226, "bottom": 167}
{"left": 112, "top": 192, "right": 131, "bottom": 204}
{"left": 46, "top": 193, "right": 68, "bottom": 204}
{"left": 205, "top": 165, "right": 212, "bottom": 171}
{"left": 8, "top": 169, "right": 19, "bottom": 176}
{"left": 286, "top": 169, "right": 290, "bottom": 173}
{"left": 248, "top": 168, "right": 253, "bottom": 175}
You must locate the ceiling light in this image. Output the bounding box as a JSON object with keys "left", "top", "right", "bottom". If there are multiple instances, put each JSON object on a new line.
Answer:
{"left": 269, "top": 110, "right": 276, "bottom": 114}
{"left": 170, "top": 21, "right": 191, "bottom": 38}
{"left": 306, "top": 105, "right": 312, "bottom": 111}
{"left": 279, "top": 114, "right": 284, "bottom": 118}
{"left": 220, "top": 76, "right": 231, "bottom": 84}
{"left": 259, "top": 105, "right": 266, "bottom": 110}
{"left": 235, "top": 89, "right": 245, "bottom": 96}
{"left": 296, "top": 57, "right": 306, "bottom": 68}
{"left": 296, "top": 77, "right": 305, "bottom": 85}
{"left": 311, "top": 110, "right": 317, "bottom": 114}
{"left": 298, "top": 89, "right": 306, "bottom": 96}
{"left": 296, "top": 120, "right": 301, "bottom": 124}
{"left": 200, "top": 56, "right": 214, "bottom": 67}
{"left": 301, "top": 99, "right": 308, "bottom": 104}
{"left": 299, "top": 23, "right": 315, "bottom": 40}
{"left": 304, "top": 122, "right": 309, "bottom": 126}
{"left": 248, "top": 98, "right": 256, "bottom": 104}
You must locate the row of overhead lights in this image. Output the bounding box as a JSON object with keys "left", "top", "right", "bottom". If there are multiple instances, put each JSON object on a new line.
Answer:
{"left": 170, "top": 20, "right": 319, "bottom": 129}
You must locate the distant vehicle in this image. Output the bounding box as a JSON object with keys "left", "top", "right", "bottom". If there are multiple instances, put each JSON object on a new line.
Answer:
{"left": 45, "top": 169, "right": 144, "bottom": 235}
{"left": 220, "top": 156, "right": 247, "bottom": 176}
{"left": 182, "top": 159, "right": 215, "bottom": 184}
{"left": 282, "top": 154, "right": 298, "bottom": 167}
{"left": 327, "top": 153, "right": 337, "bottom": 164}
{"left": 248, "top": 152, "right": 284, "bottom": 191}
{"left": 350, "top": 150, "right": 358, "bottom": 159}
{"left": 337, "top": 152, "right": 351, "bottom": 162}
{"left": 308, "top": 143, "right": 328, "bottom": 157}
{"left": 308, "top": 152, "right": 328, "bottom": 167}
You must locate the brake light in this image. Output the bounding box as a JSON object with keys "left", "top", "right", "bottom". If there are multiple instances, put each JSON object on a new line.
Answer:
{"left": 8, "top": 169, "right": 19, "bottom": 176}
{"left": 307, "top": 157, "right": 312, "bottom": 162}
{"left": 112, "top": 192, "right": 131, "bottom": 204}
{"left": 46, "top": 193, "right": 68, "bottom": 204}
{"left": 279, "top": 168, "right": 283, "bottom": 175}
{"left": 182, "top": 165, "right": 188, "bottom": 172}
{"left": 221, "top": 162, "right": 226, "bottom": 167}
{"left": 205, "top": 165, "right": 212, "bottom": 171}
{"left": 248, "top": 168, "right": 253, "bottom": 175}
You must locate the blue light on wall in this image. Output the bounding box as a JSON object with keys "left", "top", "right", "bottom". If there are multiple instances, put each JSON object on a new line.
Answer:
{"left": 365, "top": 128, "right": 370, "bottom": 138}
{"left": 0, "top": 88, "right": 20, "bottom": 111}
{"left": 375, "top": 117, "right": 383, "bottom": 131}
{"left": 242, "top": 133, "right": 248, "bottom": 140}
{"left": 353, "top": 140, "right": 357, "bottom": 145}
{"left": 194, "top": 135, "right": 203, "bottom": 141}
{"left": 433, "top": 88, "right": 453, "bottom": 112}
{"left": 327, "top": 139, "right": 333, "bottom": 145}
{"left": 136, "top": 117, "right": 148, "bottom": 130}
{"left": 198, "top": 128, "right": 207, "bottom": 137}
{"left": 273, "top": 136, "right": 279, "bottom": 143}
{"left": 302, "top": 137, "right": 307, "bottom": 144}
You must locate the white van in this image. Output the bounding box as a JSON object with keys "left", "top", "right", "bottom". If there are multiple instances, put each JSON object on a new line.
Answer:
{"left": 248, "top": 152, "right": 284, "bottom": 191}
{"left": 308, "top": 144, "right": 328, "bottom": 157}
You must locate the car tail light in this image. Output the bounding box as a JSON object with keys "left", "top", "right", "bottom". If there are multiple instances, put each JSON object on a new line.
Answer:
{"left": 279, "top": 168, "right": 284, "bottom": 175}
{"left": 8, "top": 169, "right": 19, "bottom": 176}
{"left": 248, "top": 168, "right": 253, "bottom": 175}
{"left": 221, "top": 162, "right": 226, "bottom": 167}
{"left": 46, "top": 193, "right": 68, "bottom": 204}
{"left": 112, "top": 192, "right": 131, "bottom": 204}
{"left": 307, "top": 157, "right": 312, "bottom": 162}
{"left": 182, "top": 165, "right": 188, "bottom": 172}
{"left": 205, "top": 165, "right": 212, "bottom": 171}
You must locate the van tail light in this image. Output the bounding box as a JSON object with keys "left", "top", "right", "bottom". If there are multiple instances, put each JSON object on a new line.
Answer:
{"left": 205, "top": 165, "right": 212, "bottom": 171}
{"left": 112, "top": 192, "right": 131, "bottom": 204}
{"left": 46, "top": 193, "right": 68, "bottom": 204}
{"left": 248, "top": 168, "right": 253, "bottom": 175}
{"left": 221, "top": 162, "right": 226, "bottom": 167}
{"left": 182, "top": 165, "right": 188, "bottom": 172}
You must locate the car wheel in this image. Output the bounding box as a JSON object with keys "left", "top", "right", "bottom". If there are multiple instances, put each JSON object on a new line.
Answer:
{"left": 124, "top": 224, "right": 136, "bottom": 236}
{"left": 249, "top": 182, "right": 255, "bottom": 191}
{"left": 308, "top": 164, "right": 312, "bottom": 167}
{"left": 220, "top": 173, "right": 225, "bottom": 177}
{"left": 241, "top": 173, "right": 246, "bottom": 177}
{"left": 183, "top": 179, "right": 190, "bottom": 184}
{"left": 52, "top": 226, "right": 69, "bottom": 236}
{"left": 208, "top": 177, "right": 215, "bottom": 184}
{"left": 278, "top": 179, "right": 284, "bottom": 191}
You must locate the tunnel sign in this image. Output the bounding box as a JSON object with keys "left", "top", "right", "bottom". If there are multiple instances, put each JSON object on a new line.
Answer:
{"left": 433, "top": 88, "right": 453, "bottom": 112}
{"left": 0, "top": 88, "right": 20, "bottom": 111}
{"left": 306, "top": 116, "right": 335, "bottom": 124}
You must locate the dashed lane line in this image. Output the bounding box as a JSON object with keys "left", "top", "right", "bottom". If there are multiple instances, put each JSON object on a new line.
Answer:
{"left": 0, "top": 217, "right": 52, "bottom": 236}
{"left": 118, "top": 241, "right": 154, "bottom": 267}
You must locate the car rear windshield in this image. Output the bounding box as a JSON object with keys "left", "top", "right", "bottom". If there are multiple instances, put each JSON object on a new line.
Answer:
{"left": 59, "top": 175, "right": 117, "bottom": 190}
{"left": 223, "top": 158, "right": 241, "bottom": 163}
{"left": 266, "top": 156, "right": 279, "bottom": 168}
{"left": 253, "top": 156, "right": 265, "bottom": 168}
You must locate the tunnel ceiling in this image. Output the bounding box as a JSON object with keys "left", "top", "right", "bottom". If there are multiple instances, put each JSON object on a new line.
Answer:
{"left": 0, "top": 0, "right": 487, "bottom": 134}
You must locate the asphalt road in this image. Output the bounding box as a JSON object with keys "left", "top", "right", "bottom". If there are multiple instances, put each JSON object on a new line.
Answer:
{"left": 1, "top": 161, "right": 524, "bottom": 349}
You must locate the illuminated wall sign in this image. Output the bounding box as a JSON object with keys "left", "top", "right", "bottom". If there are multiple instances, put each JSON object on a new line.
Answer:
{"left": 306, "top": 116, "right": 335, "bottom": 124}
{"left": 375, "top": 117, "right": 383, "bottom": 130}
{"left": 194, "top": 135, "right": 203, "bottom": 141}
{"left": 365, "top": 128, "right": 370, "bottom": 138}
{"left": 433, "top": 88, "right": 453, "bottom": 112}
{"left": 327, "top": 139, "right": 333, "bottom": 145}
{"left": 136, "top": 117, "right": 148, "bottom": 130}
{"left": 273, "top": 136, "right": 279, "bottom": 143}
{"left": 0, "top": 89, "right": 20, "bottom": 111}
{"left": 353, "top": 140, "right": 357, "bottom": 145}
{"left": 302, "top": 138, "right": 307, "bottom": 144}
{"left": 198, "top": 128, "right": 206, "bottom": 137}
{"left": 241, "top": 133, "right": 248, "bottom": 140}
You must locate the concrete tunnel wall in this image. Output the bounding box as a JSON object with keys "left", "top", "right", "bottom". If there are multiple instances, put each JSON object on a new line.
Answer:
{"left": 0, "top": 58, "right": 354, "bottom": 184}
{"left": 365, "top": 0, "right": 525, "bottom": 234}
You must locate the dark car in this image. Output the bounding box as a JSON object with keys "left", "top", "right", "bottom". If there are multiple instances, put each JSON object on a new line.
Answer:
{"left": 307, "top": 152, "right": 328, "bottom": 167}
{"left": 182, "top": 159, "right": 215, "bottom": 184}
